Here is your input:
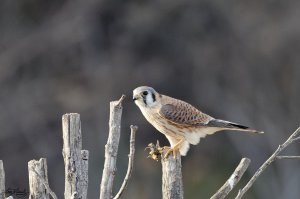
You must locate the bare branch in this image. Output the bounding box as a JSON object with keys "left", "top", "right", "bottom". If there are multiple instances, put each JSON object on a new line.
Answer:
{"left": 113, "top": 125, "right": 138, "bottom": 199}
{"left": 116, "top": 95, "right": 126, "bottom": 107}
{"left": 210, "top": 158, "right": 251, "bottom": 199}
{"left": 291, "top": 136, "right": 300, "bottom": 142}
{"left": 276, "top": 156, "right": 300, "bottom": 160}
{"left": 100, "top": 96, "right": 125, "bottom": 199}
{"left": 235, "top": 126, "right": 300, "bottom": 199}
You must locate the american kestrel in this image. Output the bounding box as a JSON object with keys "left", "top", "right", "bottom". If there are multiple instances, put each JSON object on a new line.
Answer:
{"left": 133, "top": 86, "right": 263, "bottom": 158}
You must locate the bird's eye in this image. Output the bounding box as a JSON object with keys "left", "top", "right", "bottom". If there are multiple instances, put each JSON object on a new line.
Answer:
{"left": 142, "top": 91, "right": 148, "bottom": 96}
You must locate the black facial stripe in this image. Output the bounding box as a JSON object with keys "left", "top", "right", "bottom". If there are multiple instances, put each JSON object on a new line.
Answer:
{"left": 143, "top": 97, "right": 147, "bottom": 105}
{"left": 152, "top": 93, "right": 156, "bottom": 102}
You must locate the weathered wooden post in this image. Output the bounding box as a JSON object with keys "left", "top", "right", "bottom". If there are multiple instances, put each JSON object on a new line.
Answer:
{"left": 62, "top": 113, "right": 89, "bottom": 199}
{"left": 161, "top": 152, "right": 183, "bottom": 199}
{"left": 81, "top": 150, "right": 89, "bottom": 199}
{"left": 0, "top": 160, "right": 5, "bottom": 199}
{"left": 28, "top": 158, "right": 50, "bottom": 199}
{"left": 146, "top": 142, "right": 184, "bottom": 199}
{"left": 99, "top": 95, "right": 125, "bottom": 199}
{"left": 1, "top": 98, "right": 138, "bottom": 199}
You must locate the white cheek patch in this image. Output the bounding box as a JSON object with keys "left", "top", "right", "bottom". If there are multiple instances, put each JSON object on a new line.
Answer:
{"left": 145, "top": 93, "right": 154, "bottom": 106}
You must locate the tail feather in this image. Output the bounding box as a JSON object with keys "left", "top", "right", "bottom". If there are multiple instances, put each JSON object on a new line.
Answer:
{"left": 207, "top": 119, "right": 264, "bottom": 134}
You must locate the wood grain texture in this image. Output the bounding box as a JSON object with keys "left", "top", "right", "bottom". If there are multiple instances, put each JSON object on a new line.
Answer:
{"left": 99, "top": 95, "right": 125, "bottom": 199}
{"left": 210, "top": 158, "right": 251, "bottom": 199}
{"left": 28, "top": 158, "right": 50, "bottom": 199}
{"left": 0, "top": 160, "right": 5, "bottom": 199}
{"left": 62, "top": 113, "right": 88, "bottom": 199}
{"left": 161, "top": 151, "right": 183, "bottom": 199}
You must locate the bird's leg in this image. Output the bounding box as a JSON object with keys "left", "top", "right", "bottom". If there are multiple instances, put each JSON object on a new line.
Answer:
{"left": 164, "top": 139, "right": 184, "bottom": 158}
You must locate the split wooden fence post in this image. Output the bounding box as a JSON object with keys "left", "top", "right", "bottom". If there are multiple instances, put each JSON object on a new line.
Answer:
{"left": 62, "top": 113, "right": 89, "bottom": 199}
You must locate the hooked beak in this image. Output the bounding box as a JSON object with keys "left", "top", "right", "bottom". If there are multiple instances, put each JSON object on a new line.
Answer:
{"left": 133, "top": 94, "right": 140, "bottom": 101}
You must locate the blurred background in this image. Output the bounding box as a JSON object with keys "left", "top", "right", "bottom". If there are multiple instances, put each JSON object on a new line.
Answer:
{"left": 0, "top": 0, "right": 300, "bottom": 198}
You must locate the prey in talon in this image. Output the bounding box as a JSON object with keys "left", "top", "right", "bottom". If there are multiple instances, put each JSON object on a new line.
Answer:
{"left": 145, "top": 141, "right": 163, "bottom": 161}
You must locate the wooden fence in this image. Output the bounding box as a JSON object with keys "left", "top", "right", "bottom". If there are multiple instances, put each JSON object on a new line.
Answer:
{"left": 1, "top": 95, "right": 299, "bottom": 199}
{"left": 0, "top": 96, "right": 180, "bottom": 199}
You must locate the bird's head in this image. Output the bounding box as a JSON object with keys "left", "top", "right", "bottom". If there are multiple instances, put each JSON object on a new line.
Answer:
{"left": 133, "top": 86, "right": 160, "bottom": 108}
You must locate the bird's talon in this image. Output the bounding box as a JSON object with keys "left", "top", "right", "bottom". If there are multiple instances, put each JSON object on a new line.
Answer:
{"left": 145, "top": 141, "right": 179, "bottom": 160}
{"left": 163, "top": 147, "right": 177, "bottom": 159}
